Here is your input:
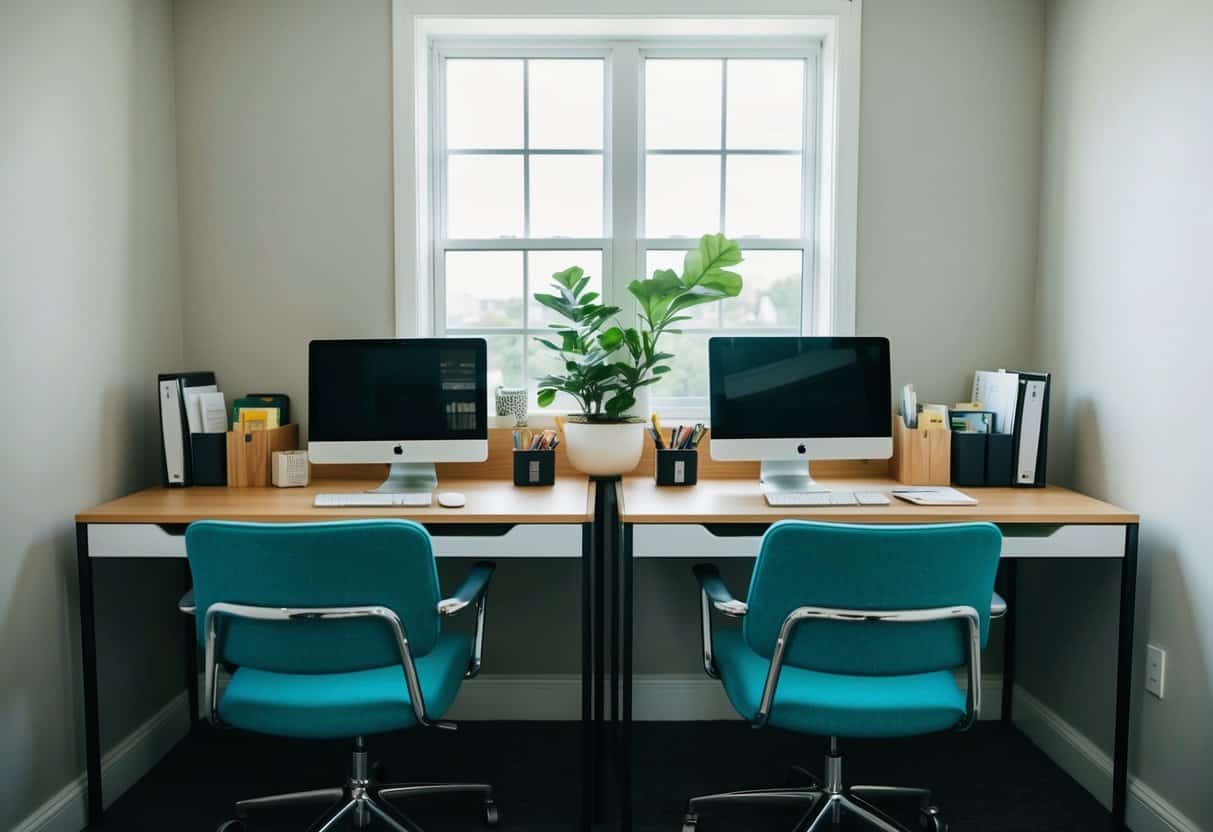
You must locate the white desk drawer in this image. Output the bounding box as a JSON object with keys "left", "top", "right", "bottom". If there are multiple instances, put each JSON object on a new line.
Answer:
{"left": 87, "top": 523, "right": 584, "bottom": 559}
{"left": 631, "top": 523, "right": 1127, "bottom": 559}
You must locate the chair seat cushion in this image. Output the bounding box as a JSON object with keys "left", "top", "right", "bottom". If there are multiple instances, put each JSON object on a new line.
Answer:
{"left": 218, "top": 632, "right": 471, "bottom": 739}
{"left": 713, "top": 629, "right": 967, "bottom": 739}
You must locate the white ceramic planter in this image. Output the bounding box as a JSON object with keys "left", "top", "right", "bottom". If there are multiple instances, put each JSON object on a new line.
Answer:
{"left": 562, "top": 420, "right": 645, "bottom": 476}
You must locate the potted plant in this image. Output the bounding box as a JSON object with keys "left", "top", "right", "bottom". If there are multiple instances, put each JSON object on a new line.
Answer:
{"left": 532, "top": 233, "right": 744, "bottom": 476}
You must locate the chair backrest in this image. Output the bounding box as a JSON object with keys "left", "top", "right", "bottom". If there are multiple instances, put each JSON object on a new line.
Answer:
{"left": 742, "top": 521, "right": 1001, "bottom": 676}
{"left": 186, "top": 519, "right": 442, "bottom": 674}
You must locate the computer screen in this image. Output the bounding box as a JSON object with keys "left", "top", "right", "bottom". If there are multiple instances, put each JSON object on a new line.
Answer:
{"left": 309, "top": 338, "right": 487, "bottom": 442}
{"left": 709, "top": 337, "right": 892, "bottom": 440}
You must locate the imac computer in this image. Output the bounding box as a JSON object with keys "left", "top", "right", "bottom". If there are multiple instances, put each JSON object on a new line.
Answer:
{"left": 708, "top": 336, "right": 892, "bottom": 496}
{"left": 308, "top": 338, "right": 488, "bottom": 495}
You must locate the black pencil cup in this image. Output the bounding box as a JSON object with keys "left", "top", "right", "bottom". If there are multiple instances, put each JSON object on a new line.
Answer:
{"left": 513, "top": 450, "right": 555, "bottom": 486}
{"left": 655, "top": 449, "right": 698, "bottom": 486}
{"left": 190, "top": 433, "right": 228, "bottom": 486}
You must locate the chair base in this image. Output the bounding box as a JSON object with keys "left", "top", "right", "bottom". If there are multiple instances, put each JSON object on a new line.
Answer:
{"left": 218, "top": 737, "right": 498, "bottom": 832}
{"left": 682, "top": 742, "right": 946, "bottom": 832}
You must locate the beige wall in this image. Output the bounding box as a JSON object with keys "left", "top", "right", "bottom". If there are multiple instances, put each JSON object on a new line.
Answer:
{"left": 0, "top": 0, "right": 185, "bottom": 826}
{"left": 1026, "top": 0, "right": 1213, "bottom": 826}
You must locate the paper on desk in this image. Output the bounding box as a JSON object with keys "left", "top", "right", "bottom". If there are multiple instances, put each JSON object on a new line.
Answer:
{"left": 891, "top": 487, "right": 979, "bottom": 506}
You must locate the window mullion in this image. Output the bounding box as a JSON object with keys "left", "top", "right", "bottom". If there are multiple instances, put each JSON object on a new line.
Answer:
{"left": 719, "top": 59, "right": 728, "bottom": 236}
{"left": 608, "top": 45, "right": 641, "bottom": 316}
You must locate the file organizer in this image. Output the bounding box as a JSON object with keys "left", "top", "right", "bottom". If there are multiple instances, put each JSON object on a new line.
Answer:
{"left": 513, "top": 449, "right": 555, "bottom": 487}
{"left": 655, "top": 449, "right": 698, "bottom": 486}
{"left": 190, "top": 433, "right": 228, "bottom": 486}
{"left": 226, "top": 424, "right": 299, "bottom": 487}
{"left": 949, "top": 432, "right": 1014, "bottom": 487}
{"left": 892, "top": 415, "right": 951, "bottom": 485}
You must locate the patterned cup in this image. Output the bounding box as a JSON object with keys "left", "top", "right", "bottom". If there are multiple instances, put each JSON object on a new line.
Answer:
{"left": 495, "top": 386, "right": 528, "bottom": 426}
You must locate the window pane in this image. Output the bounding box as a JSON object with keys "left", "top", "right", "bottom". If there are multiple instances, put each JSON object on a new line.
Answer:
{"left": 646, "top": 154, "right": 720, "bottom": 237}
{"left": 650, "top": 331, "right": 711, "bottom": 400}
{"left": 722, "top": 250, "right": 803, "bottom": 328}
{"left": 529, "top": 60, "right": 603, "bottom": 149}
{"left": 530, "top": 155, "right": 603, "bottom": 237}
{"left": 725, "top": 155, "right": 801, "bottom": 238}
{"left": 484, "top": 334, "right": 524, "bottom": 391}
{"left": 528, "top": 250, "right": 603, "bottom": 326}
{"left": 447, "top": 60, "right": 523, "bottom": 149}
{"left": 645, "top": 60, "right": 722, "bottom": 150}
{"left": 448, "top": 155, "right": 524, "bottom": 238}
{"left": 445, "top": 251, "right": 523, "bottom": 328}
{"left": 726, "top": 60, "right": 804, "bottom": 150}
{"left": 645, "top": 250, "right": 715, "bottom": 327}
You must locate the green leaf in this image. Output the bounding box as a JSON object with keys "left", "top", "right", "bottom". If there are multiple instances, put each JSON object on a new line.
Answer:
{"left": 535, "top": 338, "right": 565, "bottom": 353}
{"left": 579, "top": 292, "right": 600, "bottom": 305}
{"left": 651, "top": 365, "right": 672, "bottom": 375}
{"left": 598, "top": 326, "right": 624, "bottom": 351}
{"left": 552, "top": 266, "right": 584, "bottom": 291}
{"left": 682, "top": 234, "right": 742, "bottom": 287}
{"left": 627, "top": 269, "right": 683, "bottom": 322}
{"left": 537, "top": 389, "right": 557, "bottom": 408}
{"left": 605, "top": 393, "right": 635, "bottom": 415}
{"left": 533, "top": 293, "right": 577, "bottom": 321}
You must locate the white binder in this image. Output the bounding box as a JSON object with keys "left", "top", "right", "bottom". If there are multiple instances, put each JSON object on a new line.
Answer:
{"left": 159, "top": 380, "right": 187, "bottom": 485}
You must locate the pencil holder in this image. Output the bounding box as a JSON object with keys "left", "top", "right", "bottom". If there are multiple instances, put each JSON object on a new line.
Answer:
{"left": 655, "top": 449, "right": 698, "bottom": 486}
{"left": 513, "top": 449, "right": 555, "bottom": 487}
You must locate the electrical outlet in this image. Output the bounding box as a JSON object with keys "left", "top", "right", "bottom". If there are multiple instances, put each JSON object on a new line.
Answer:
{"left": 1145, "top": 644, "right": 1166, "bottom": 699}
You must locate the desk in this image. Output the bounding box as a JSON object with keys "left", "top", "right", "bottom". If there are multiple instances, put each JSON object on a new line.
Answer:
{"left": 75, "top": 477, "right": 600, "bottom": 829}
{"left": 614, "top": 475, "right": 1139, "bottom": 832}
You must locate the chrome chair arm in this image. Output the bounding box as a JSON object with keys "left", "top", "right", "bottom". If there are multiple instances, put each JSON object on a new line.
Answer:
{"left": 437, "top": 561, "right": 496, "bottom": 679}
{"left": 693, "top": 564, "right": 748, "bottom": 680}
{"left": 178, "top": 589, "right": 196, "bottom": 616}
{"left": 201, "top": 602, "right": 455, "bottom": 731}
{"left": 990, "top": 591, "right": 1008, "bottom": 619}
{"left": 754, "top": 604, "right": 984, "bottom": 732}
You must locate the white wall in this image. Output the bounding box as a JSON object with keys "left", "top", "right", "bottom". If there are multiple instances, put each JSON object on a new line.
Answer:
{"left": 0, "top": 1, "right": 186, "bottom": 826}
{"left": 1026, "top": 0, "right": 1213, "bottom": 827}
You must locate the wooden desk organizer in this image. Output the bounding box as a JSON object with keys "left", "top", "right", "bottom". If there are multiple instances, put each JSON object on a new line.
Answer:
{"left": 226, "top": 424, "right": 299, "bottom": 487}
{"left": 891, "top": 416, "right": 951, "bottom": 485}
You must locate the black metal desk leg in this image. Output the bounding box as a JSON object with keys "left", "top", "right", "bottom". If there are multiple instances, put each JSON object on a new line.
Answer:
{"left": 581, "top": 521, "right": 595, "bottom": 831}
{"left": 1111, "top": 524, "right": 1139, "bottom": 831}
{"left": 1001, "top": 558, "right": 1019, "bottom": 726}
{"left": 621, "top": 522, "right": 634, "bottom": 832}
{"left": 76, "top": 523, "right": 103, "bottom": 826}
{"left": 183, "top": 562, "right": 199, "bottom": 732}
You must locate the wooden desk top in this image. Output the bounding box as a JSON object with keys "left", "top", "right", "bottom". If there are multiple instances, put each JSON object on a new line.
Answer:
{"left": 77, "top": 478, "right": 596, "bottom": 525}
{"left": 616, "top": 477, "right": 1137, "bottom": 525}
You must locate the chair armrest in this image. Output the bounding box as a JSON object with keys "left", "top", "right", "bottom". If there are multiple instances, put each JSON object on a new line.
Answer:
{"left": 178, "top": 590, "right": 196, "bottom": 616}
{"left": 438, "top": 561, "right": 495, "bottom": 679}
{"left": 990, "top": 591, "right": 1008, "bottom": 619}
{"left": 693, "top": 564, "right": 748, "bottom": 617}
{"left": 438, "top": 561, "right": 495, "bottom": 616}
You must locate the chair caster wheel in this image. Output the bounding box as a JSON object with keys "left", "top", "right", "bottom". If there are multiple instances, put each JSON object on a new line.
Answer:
{"left": 682, "top": 811, "right": 699, "bottom": 831}
{"left": 216, "top": 821, "right": 245, "bottom": 832}
{"left": 483, "top": 800, "right": 500, "bottom": 827}
{"left": 919, "top": 805, "right": 948, "bottom": 832}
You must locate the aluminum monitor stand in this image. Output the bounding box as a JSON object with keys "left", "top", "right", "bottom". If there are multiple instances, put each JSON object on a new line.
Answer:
{"left": 760, "top": 460, "right": 830, "bottom": 495}
{"left": 370, "top": 462, "right": 438, "bottom": 494}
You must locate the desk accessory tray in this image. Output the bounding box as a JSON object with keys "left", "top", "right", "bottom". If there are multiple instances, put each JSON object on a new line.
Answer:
{"left": 513, "top": 449, "right": 555, "bottom": 487}
{"left": 226, "top": 424, "right": 299, "bottom": 487}
{"left": 891, "top": 416, "right": 951, "bottom": 485}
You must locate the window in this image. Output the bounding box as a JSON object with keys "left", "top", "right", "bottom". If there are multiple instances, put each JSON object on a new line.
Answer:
{"left": 417, "top": 21, "right": 856, "bottom": 417}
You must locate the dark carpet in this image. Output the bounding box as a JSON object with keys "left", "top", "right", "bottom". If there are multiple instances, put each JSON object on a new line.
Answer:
{"left": 92, "top": 722, "right": 1109, "bottom": 832}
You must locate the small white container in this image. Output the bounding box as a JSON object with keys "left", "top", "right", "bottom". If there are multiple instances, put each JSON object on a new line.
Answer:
{"left": 271, "top": 450, "right": 310, "bottom": 487}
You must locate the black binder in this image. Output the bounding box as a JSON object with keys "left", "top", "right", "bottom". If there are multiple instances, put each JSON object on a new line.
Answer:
{"left": 157, "top": 371, "right": 216, "bottom": 487}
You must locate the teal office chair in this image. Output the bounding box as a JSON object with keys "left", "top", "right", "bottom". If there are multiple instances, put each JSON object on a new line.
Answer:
{"left": 683, "top": 521, "right": 1004, "bottom": 832}
{"left": 181, "top": 519, "right": 499, "bottom": 832}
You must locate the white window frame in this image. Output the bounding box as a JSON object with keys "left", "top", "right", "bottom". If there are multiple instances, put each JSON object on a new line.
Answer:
{"left": 395, "top": 10, "right": 862, "bottom": 418}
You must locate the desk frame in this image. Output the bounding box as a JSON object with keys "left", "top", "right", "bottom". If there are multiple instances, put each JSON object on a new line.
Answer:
{"left": 614, "top": 515, "right": 1139, "bottom": 832}
{"left": 75, "top": 513, "right": 603, "bottom": 830}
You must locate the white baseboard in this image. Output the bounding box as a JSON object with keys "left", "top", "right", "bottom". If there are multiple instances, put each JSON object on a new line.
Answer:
{"left": 1012, "top": 685, "right": 1202, "bottom": 832}
{"left": 13, "top": 691, "right": 191, "bottom": 832}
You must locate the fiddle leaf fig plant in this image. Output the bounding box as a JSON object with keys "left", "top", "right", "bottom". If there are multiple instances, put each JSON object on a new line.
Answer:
{"left": 533, "top": 233, "right": 744, "bottom": 421}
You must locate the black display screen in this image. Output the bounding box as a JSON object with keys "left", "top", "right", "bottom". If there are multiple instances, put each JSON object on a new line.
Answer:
{"left": 708, "top": 337, "right": 892, "bottom": 439}
{"left": 309, "top": 339, "right": 487, "bottom": 441}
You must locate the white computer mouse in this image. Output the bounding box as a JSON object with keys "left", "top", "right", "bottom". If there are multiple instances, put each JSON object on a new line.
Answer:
{"left": 437, "top": 491, "right": 466, "bottom": 508}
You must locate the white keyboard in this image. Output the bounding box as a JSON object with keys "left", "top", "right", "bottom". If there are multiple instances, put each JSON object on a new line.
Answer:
{"left": 314, "top": 492, "right": 432, "bottom": 508}
{"left": 764, "top": 491, "right": 891, "bottom": 507}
